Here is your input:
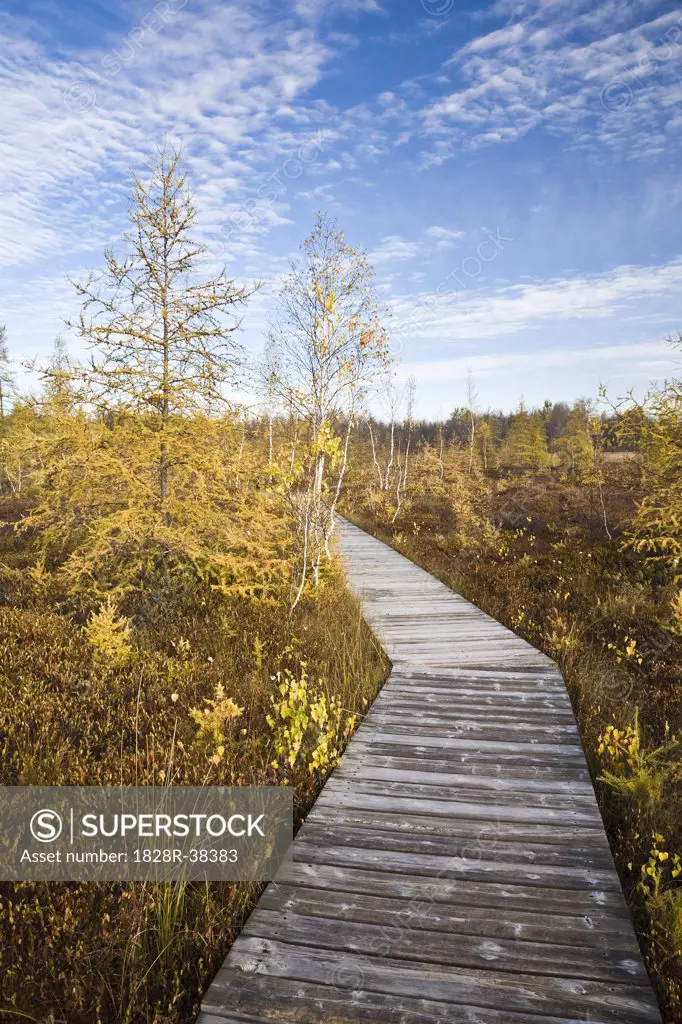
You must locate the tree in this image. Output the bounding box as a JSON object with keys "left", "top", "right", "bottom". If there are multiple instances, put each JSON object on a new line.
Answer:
{"left": 0, "top": 400, "right": 40, "bottom": 496}
{"left": 543, "top": 400, "right": 570, "bottom": 444}
{"left": 23, "top": 150, "right": 292, "bottom": 608}
{"left": 556, "top": 401, "right": 595, "bottom": 480}
{"left": 392, "top": 376, "right": 417, "bottom": 522}
{"left": 476, "top": 417, "right": 497, "bottom": 473}
{"left": 266, "top": 213, "right": 390, "bottom": 604}
{"left": 33, "top": 336, "right": 79, "bottom": 414}
{"left": 502, "top": 401, "right": 549, "bottom": 472}
{"left": 612, "top": 335, "right": 682, "bottom": 572}
{"left": 68, "top": 147, "right": 254, "bottom": 522}
{"left": 0, "top": 325, "right": 14, "bottom": 420}
{"left": 466, "top": 369, "right": 478, "bottom": 473}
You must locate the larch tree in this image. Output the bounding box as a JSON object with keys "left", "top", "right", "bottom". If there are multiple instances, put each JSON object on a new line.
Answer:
{"left": 266, "top": 213, "right": 390, "bottom": 605}
{"left": 612, "top": 335, "right": 682, "bottom": 572}
{"left": 476, "top": 417, "right": 496, "bottom": 473}
{"left": 502, "top": 401, "right": 550, "bottom": 472}
{"left": 553, "top": 401, "right": 594, "bottom": 479}
{"left": 25, "top": 150, "right": 292, "bottom": 607}
{"left": 69, "top": 147, "right": 253, "bottom": 521}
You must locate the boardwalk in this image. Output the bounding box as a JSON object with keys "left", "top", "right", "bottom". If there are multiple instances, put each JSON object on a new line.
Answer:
{"left": 198, "top": 519, "right": 661, "bottom": 1024}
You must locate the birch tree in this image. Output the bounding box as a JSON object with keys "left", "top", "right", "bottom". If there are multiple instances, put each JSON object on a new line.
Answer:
{"left": 266, "top": 213, "right": 390, "bottom": 605}
{"left": 466, "top": 368, "right": 478, "bottom": 474}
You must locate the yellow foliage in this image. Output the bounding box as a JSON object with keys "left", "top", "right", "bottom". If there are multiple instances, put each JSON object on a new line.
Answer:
{"left": 83, "top": 599, "right": 133, "bottom": 667}
{"left": 597, "top": 710, "right": 681, "bottom": 812}
{"left": 190, "top": 682, "right": 244, "bottom": 757}
{"left": 267, "top": 662, "right": 356, "bottom": 776}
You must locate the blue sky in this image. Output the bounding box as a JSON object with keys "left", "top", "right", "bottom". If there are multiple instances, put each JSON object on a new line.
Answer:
{"left": 2, "top": 0, "right": 682, "bottom": 417}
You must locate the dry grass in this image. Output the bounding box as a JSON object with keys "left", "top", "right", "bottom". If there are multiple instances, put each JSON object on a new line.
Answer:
{"left": 0, "top": 497, "right": 387, "bottom": 1023}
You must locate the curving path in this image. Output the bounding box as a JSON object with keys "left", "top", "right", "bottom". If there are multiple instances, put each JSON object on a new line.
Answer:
{"left": 198, "top": 519, "right": 662, "bottom": 1024}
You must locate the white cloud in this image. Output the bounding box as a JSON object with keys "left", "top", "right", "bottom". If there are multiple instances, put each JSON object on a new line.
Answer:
{"left": 400, "top": 339, "right": 675, "bottom": 384}
{"left": 424, "top": 225, "right": 465, "bottom": 248}
{"left": 388, "top": 256, "right": 682, "bottom": 343}
{"left": 295, "top": 0, "right": 382, "bottom": 20}
{"left": 0, "top": 2, "right": 377, "bottom": 271}
{"left": 467, "top": 23, "right": 526, "bottom": 54}
{"left": 371, "top": 225, "right": 465, "bottom": 265}
{"left": 420, "top": 1, "right": 682, "bottom": 160}
{"left": 371, "top": 235, "right": 422, "bottom": 263}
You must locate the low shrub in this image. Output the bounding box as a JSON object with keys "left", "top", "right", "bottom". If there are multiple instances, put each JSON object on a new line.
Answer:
{"left": 0, "top": 498, "right": 387, "bottom": 1022}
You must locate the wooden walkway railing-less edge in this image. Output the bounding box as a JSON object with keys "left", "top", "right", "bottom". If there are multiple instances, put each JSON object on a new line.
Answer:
{"left": 198, "top": 519, "right": 662, "bottom": 1024}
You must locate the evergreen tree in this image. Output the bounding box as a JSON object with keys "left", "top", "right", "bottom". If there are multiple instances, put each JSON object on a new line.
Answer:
{"left": 68, "top": 148, "right": 254, "bottom": 519}
{"left": 502, "top": 401, "right": 549, "bottom": 471}
{"left": 556, "top": 401, "right": 595, "bottom": 480}
{"left": 476, "top": 417, "right": 497, "bottom": 472}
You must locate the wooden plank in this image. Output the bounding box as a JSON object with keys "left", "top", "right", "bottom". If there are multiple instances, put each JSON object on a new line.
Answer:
{"left": 198, "top": 519, "right": 662, "bottom": 1024}
{"left": 241, "top": 908, "right": 649, "bottom": 985}
{"left": 290, "top": 840, "right": 621, "bottom": 891}
{"left": 274, "top": 861, "right": 633, "bottom": 920}
{"left": 296, "top": 822, "right": 615, "bottom": 870}
{"left": 196, "top": 1014, "right": 293, "bottom": 1024}
{"left": 313, "top": 788, "right": 605, "bottom": 828}
{"left": 335, "top": 757, "right": 596, "bottom": 794}
{"left": 351, "top": 729, "right": 586, "bottom": 756}
{"left": 201, "top": 971, "right": 641, "bottom": 1024}
{"left": 363, "top": 713, "right": 581, "bottom": 737}
{"left": 214, "top": 938, "right": 661, "bottom": 1024}
{"left": 259, "top": 883, "right": 634, "bottom": 945}
{"left": 322, "top": 776, "right": 600, "bottom": 812}
{"left": 305, "top": 804, "right": 613, "bottom": 848}
{"left": 346, "top": 739, "right": 589, "bottom": 773}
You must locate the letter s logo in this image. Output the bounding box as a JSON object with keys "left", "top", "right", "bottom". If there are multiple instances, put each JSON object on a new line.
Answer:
{"left": 30, "top": 809, "right": 63, "bottom": 843}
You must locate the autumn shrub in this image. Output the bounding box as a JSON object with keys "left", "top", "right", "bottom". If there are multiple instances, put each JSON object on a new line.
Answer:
{"left": 0, "top": 495, "right": 386, "bottom": 1023}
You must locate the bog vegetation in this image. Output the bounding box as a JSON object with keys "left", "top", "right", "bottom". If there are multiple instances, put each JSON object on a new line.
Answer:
{"left": 0, "top": 148, "right": 680, "bottom": 1021}
{"left": 0, "top": 151, "right": 388, "bottom": 1023}
{"left": 344, "top": 376, "right": 682, "bottom": 1021}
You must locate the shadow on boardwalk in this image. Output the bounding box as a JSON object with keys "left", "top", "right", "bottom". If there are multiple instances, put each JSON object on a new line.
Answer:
{"left": 198, "top": 519, "right": 662, "bottom": 1024}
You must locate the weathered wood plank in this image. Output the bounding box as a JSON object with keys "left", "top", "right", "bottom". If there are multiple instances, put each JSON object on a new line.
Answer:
{"left": 201, "top": 972, "right": 643, "bottom": 1024}
{"left": 199, "top": 519, "right": 661, "bottom": 1024}
{"left": 241, "top": 908, "right": 649, "bottom": 985}
{"left": 297, "top": 821, "right": 615, "bottom": 870}
{"left": 305, "top": 804, "right": 613, "bottom": 848}
{"left": 259, "top": 883, "right": 634, "bottom": 944}
{"left": 274, "top": 861, "right": 633, "bottom": 920}
{"left": 290, "top": 840, "right": 621, "bottom": 891}
{"left": 212, "top": 938, "right": 660, "bottom": 1024}
{"left": 321, "top": 776, "right": 600, "bottom": 812}
{"left": 334, "top": 758, "right": 596, "bottom": 794}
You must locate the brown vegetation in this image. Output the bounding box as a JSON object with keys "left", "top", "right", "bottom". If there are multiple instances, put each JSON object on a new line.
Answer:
{"left": 344, "top": 409, "right": 682, "bottom": 1021}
